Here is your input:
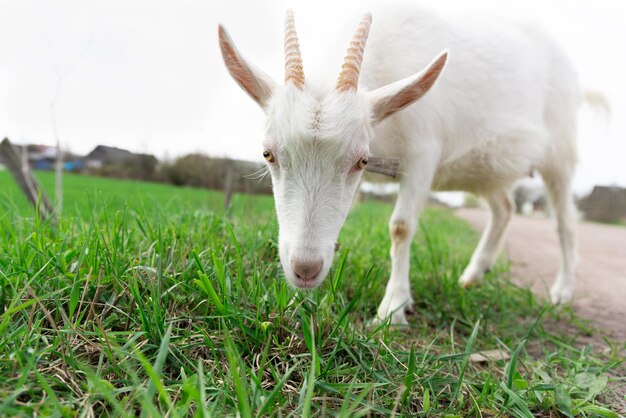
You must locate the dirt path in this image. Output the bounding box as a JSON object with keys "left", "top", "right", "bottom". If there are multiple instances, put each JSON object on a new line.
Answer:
{"left": 456, "top": 208, "right": 626, "bottom": 342}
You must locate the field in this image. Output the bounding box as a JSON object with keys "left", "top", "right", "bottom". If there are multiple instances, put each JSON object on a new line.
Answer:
{"left": 0, "top": 171, "right": 624, "bottom": 417}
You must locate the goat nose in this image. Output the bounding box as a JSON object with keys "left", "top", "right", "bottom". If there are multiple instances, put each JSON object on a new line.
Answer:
{"left": 291, "top": 258, "right": 323, "bottom": 281}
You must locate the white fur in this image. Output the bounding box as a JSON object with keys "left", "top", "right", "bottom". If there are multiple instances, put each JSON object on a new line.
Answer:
{"left": 220, "top": 6, "right": 581, "bottom": 324}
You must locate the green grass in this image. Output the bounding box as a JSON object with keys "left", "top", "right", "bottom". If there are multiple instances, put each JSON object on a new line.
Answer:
{"left": 0, "top": 170, "right": 624, "bottom": 417}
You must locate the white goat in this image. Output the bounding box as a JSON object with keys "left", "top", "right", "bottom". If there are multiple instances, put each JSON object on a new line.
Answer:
{"left": 219, "top": 8, "right": 581, "bottom": 324}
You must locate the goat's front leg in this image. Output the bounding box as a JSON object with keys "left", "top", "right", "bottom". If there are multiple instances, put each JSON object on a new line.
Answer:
{"left": 376, "top": 160, "right": 435, "bottom": 325}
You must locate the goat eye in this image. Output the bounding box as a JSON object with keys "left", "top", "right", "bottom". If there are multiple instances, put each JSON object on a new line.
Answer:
{"left": 263, "top": 150, "right": 275, "bottom": 163}
{"left": 355, "top": 157, "right": 369, "bottom": 170}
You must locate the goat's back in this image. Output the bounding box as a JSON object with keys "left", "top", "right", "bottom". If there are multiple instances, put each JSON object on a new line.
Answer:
{"left": 361, "top": 7, "right": 580, "bottom": 192}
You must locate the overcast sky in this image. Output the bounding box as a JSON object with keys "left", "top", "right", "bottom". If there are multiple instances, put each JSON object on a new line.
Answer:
{"left": 0, "top": 0, "right": 624, "bottom": 196}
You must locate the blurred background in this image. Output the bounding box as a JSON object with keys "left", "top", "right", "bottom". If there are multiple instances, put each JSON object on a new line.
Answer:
{"left": 0, "top": 0, "right": 624, "bottom": 221}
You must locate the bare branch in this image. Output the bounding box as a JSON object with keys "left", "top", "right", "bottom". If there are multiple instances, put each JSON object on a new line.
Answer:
{"left": 364, "top": 157, "right": 400, "bottom": 178}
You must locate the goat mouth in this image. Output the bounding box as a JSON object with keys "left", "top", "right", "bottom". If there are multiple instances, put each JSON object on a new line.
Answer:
{"left": 291, "top": 277, "right": 322, "bottom": 289}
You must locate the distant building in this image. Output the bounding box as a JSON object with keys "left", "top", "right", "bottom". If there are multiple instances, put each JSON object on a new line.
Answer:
{"left": 84, "top": 145, "right": 142, "bottom": 168}
{"left": 84, "top": 145, "right": 158, "bottom": 180}
{"left": 11, "top": 144, "right": 84, "bottom": 171}
{"left": 578, "top": 185, "right": 626, "bottom": 223}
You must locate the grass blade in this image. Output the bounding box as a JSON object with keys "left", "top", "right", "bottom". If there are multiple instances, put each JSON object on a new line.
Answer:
{"left": 401, "top": 344, "right": 416, "bottom": 405}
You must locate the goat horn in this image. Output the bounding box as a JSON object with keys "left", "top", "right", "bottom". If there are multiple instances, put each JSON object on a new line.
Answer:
{"left": 336, "top": 13, "right": 372, "bottom": 92}
{"left": 284, "top": 9, "right": 305, "bottom": 89}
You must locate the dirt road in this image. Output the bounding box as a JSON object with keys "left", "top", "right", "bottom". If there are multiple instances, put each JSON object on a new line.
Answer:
{"left": 456, "top": 208, "right": 626, "bottom": 341}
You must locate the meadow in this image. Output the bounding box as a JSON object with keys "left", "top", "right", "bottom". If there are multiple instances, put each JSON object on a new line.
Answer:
{"left": 0, "top": 170, "right": 624, "bottom": 416}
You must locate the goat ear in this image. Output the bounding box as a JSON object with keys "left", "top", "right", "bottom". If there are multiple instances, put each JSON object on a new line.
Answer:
{"left": 218, "top": 25, "right": 277, "bottom": 110}
{"left": 368, "top": 50, "right": 448, "bottom": 124}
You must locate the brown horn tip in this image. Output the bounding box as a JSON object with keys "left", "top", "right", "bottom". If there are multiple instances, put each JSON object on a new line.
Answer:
{"left": 284, "top": 9, "right": 305, "bottom": 89}
{"left": 336, "top": 13, "right": 372, "bottom": 92}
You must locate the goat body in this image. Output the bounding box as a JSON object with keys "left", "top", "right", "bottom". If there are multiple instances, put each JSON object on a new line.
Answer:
{"left": 219, "top": 6, "right": 580, "bottom": 324}
{"left": 363, "top": 9, "right": 579, "bottom": 192}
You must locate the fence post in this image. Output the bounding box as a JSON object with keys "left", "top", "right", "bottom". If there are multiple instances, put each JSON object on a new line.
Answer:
{"left": 0, "top": 138, "right": 57, "bottom": 223}
{"left": 224, "top": 159, "right": 235, "bottom": 209}
{"left": 55, "top": 140, "right": 63, "bottom": 215}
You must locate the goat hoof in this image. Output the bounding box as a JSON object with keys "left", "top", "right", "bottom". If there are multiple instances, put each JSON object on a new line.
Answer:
{"left": 550, "top": 284, "right": 574, "bottom": 305}
{"left": 459, "top": 265, "right": 486, "bottom": 288}
{"left": 459, "top": 276, "right": 483, "bottom": 288}
{"left": 376, "top": 292, "right": 412, "bottom": 326}
{"left": 371, "top": 311, "right": 409, "bottom": 327}
{"left": 387, "top": 313, "right": 409, "bottom": 326}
